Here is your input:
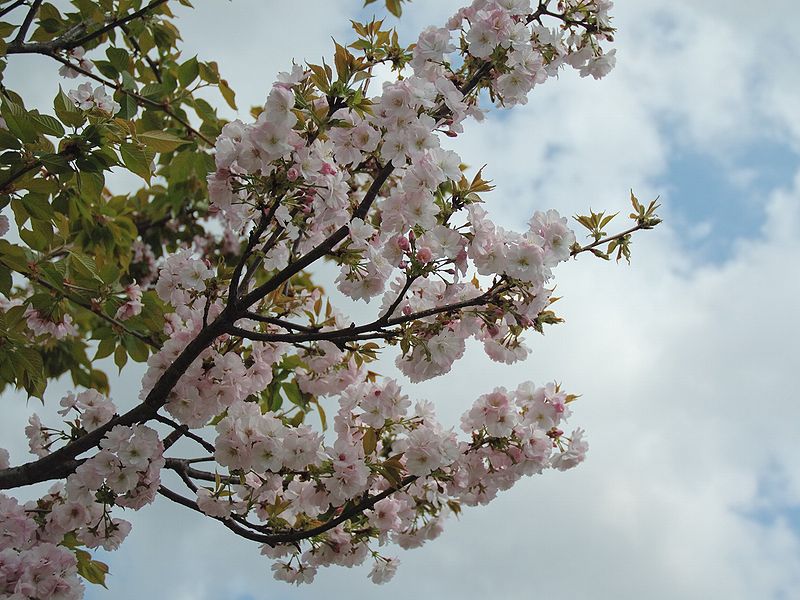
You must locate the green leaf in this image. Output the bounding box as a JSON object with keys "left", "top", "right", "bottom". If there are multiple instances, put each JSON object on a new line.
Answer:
{"left": 106, "top": 47, "right": 130, "bottom": 73}
{"left": 138, "top": 130, "right": 189, "bottom": 153}
{"left": 115, "top": 93, "right": 138, "bottom": 120}
{"left": 385, "top": 0, "right": 403, "bottom": 17}
{"left": 313, "top": 399, "right": 327, "bottom": 430}
{"left": 0, "top": 128, "right": 22, "bottom": 150}
{"left": 54, "top": 86, "right": 85, "bottom": 128}
{"left": 94, "top": 60, "right": 120, "bottom": 80}
{"left": 94, "top": 337, "right": 117, "bottom": 360}
{"left": 122, "top": 334, "right": 149, "bottom": 362}
{"left": 114, "top": 344, "right": 128, "bottom": 371}
{"left": 282, "top": 381, "right": 304, "bottom": 407}
{"left": 40, "top": 152, "right": 73, "bottom": 174}
{"left": 119, "top": 142, "right": 152, "bottom": 182}
{"left": 19, "top": 227, "right": 48, "bottom": 251}
{"left": 68, "top": 251, "right": 104, "bottom": 284}
{"left": 0, "top": 264, "right": 11, "bottom": 295}
{"left": 139, "top": 83, "right": 166, "bottom": 99}
{"left": 75, "top": 549, "right": 109, "bottom": 588}
{"left": 30, "top": 113, "right": 65, "bottom": 137}
{"left": 18, "top": 195, "right": 53, "bottom": 221}
{"left": 1, "top": 99, "right": 38, "bottom": 143}
{"left": 218, "top": 79, "right": 237, "bottom": 110}
{"left": 178, "top": 56, "right": 199, "bottom": 87}
{"left": 362, "top": 427, "right": 377, "bottom": 455}
{"left": 198, "top": 61, "right": 219, "bottom": 84}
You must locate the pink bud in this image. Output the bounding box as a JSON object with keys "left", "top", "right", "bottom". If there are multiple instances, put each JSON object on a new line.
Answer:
{"left": 320, "top": 162, "right": 337, "bottom": 176}
{"left": 407, "top": 230, "right": 416, "bottom": 243}
{"left": 416, "top": 247, "right": 433, "bottom": 263}
{"left": 402, "top": 305, "right": 412, "bottom": 316}
{"left": 287, "top": 167, "right": 299, "bottom": 181}
{"left": 396, "top": 236, "right": 410, "bottom": 252}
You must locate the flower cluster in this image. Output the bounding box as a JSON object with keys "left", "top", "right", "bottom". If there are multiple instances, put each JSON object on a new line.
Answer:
{"left": 67, "top": 82, "right": 120, "bottom": 115}
{"left": 185, "top": 378, "right": 584, "bottom": 585}
{"left": 0, "top": 501, "right": 84, "bottom": 600}
{"left": 1, "top": 423, "right": 163, "bottom": 598}
{"left": 115, "top": 282, "right": 143, "bottom": 321}
{"left": 25, "top": 391, "right": 117, "bottom": 457}
{"left": 58, "top": 47, "right": 94, "bottom": 79}
{"left": 24, "top": 307, "right": 78, "bottom": 340}
{"left": 68, "top": 424, "right": 165, "bottom": 510}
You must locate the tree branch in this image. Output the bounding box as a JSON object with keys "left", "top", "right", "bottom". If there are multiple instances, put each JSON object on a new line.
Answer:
{"left": 571, "top": 223, "right": 651, "bottom": 257}
{"left": 0, "top": 312, "right": 231, "bottom": 490}
{"left": 264, "top": 476, "right": 417, "bottom": 544}
{"left": 156, "top": 414, "right": 216, "bottom": 453}
{"left": 120, "top": 23, "right": 161, "bottom": 83}
{"left": 66, "top": 0, "right": 169, "bottom": 51}
{"left": 228, "top": 283, "right": 505, "bottom": 345}
{"left": 0, "top": 159, "right": 43, "bottom": 192}
{"left": 240, "top": 312, "right": 319, "bottom": 333}
{"left": 11, "top": 0, "right": 41, "bottom": 46}
{"left": 0, "top": 258, "right": 161, "bottom": 349}
{"left": 0, "top": 0, "right": 27, "bottom": 19}
{"left": 238, "top": 162, "right": 394, "bottom": 311}
{"left": 158, "top": 485, "right": 276, "bottom": 544}
{"left": 227, "top": 324, "right": 397, "bottom": 345}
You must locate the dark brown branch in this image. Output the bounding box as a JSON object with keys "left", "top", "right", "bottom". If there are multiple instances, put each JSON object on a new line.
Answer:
{"left": 228, "top": 284, "right": 504, "bottom": 345}
{"left": 158, "top": 485, "right": 275, "bottom": 544}
{"left": 0, "top": 0, "right": 27, "bottom": 19}
{"left": 240, "top": 312, "right": 319, "bottom": 333}
{"left": 159, "top": 472, "right": 418, "bottom": 546}
{"left": 65, "top": 0, "right": 169, "bottom": 51}
{"left": 11, "top": 0, "right": 41, "bottom": 46}
{"left": 264, "top": 476, "right": 417, "bottom": 544}
{"left": 156, "top": 415, "right": 216, "bottom": 453}
{"left": 228, "top": 213, "right": 270, "bottom": 307}
{"left": 0, "top": 159, "right": 42, "bottom": 191}
{"left": 227, "top": 324, "right": 396, "bottom": 345}
{"left": 0, "top": 312, "right": 232, "bottom": 490}
{"left": 238, "top": 162, "right": 395, "bottom": 311}
{"left": 377, "top": 275, "right": 415, "bottom": 325}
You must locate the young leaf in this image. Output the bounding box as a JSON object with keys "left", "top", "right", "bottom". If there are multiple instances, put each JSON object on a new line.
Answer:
{"left": 218, "top": 79, "right": 237, "bottom": 110}
{"left": 138, "top": 131, "right": 189, "bottom": 153}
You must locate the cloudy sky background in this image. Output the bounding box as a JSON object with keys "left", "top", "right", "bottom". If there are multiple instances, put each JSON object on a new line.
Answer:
{"left": 2, "top": 1, "right": 800, "bottom": 598}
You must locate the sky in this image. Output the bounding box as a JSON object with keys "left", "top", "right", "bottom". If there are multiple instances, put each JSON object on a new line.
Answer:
{"left": 2, "top": 1, "right": 800, "bottom": 599}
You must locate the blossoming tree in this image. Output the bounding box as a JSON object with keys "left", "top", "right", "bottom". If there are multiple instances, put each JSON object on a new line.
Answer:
{"left": 0, "top": 0, "right": 660, "bottom": 596}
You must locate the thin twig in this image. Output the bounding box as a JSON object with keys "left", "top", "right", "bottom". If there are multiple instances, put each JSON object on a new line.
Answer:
{"left": 571, "top": 223, "right": 650, "bottom": 257}
{"left": 0, "top": 0, "right": 27, "bottom": 19}
{"left": 120, "top": 23, "right": 162, "bottom": 83}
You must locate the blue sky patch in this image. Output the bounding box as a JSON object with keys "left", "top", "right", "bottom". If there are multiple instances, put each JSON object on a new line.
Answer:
{"left": 659, "top": 140, "right": 798, "bottom": 262}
